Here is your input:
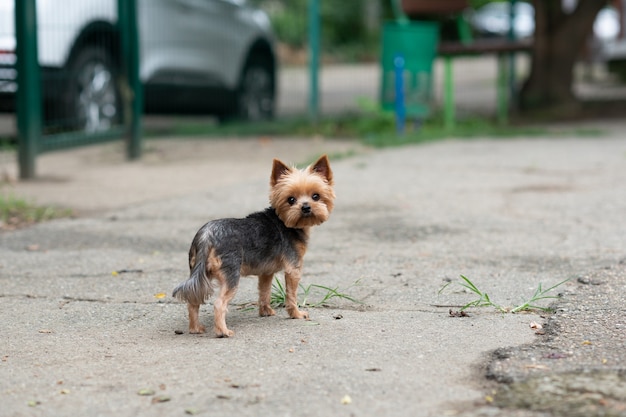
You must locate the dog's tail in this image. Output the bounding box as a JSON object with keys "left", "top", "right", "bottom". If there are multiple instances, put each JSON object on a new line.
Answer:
{"left": 172, "top": 231, "right": 216, "bottom": 306}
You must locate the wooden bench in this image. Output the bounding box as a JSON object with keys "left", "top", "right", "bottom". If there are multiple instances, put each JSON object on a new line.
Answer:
{"left": 437, "top": 38, "right": 533, "bottom": 128}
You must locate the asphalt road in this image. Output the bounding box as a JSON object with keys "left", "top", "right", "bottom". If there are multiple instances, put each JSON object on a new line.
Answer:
{"left": 1, "top": 126, "right": 625, "bottom": 416}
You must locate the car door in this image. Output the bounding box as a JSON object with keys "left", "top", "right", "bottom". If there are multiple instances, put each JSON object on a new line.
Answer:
{"left": 139, "top": 0, "right": 245, "bottom": 90}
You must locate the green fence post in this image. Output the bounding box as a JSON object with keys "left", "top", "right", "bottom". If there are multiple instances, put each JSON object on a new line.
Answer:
{"left": 118, "top": 0, "right": 142, "bottom": 160}
{"left": 15, "top": 0, "right": 42, "bottom": 179}
{"left": 497, "top": 54, "right": 509, "bottom": 125}
{"left": 443, "top": 56, "right": 455, "bottom": 131}
{"left": 308, "top": 0, "right": 320, "bottom": 123}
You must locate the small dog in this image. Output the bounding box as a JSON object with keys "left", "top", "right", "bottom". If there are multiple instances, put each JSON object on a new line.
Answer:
{"left": 172, "top": 155, "right": 335, "bottom": 337}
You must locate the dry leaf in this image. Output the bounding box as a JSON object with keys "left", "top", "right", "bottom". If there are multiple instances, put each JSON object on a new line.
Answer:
{"left": 137, "top": 389, "right": 155, "bottom": 396}
{"left": 582, "top": 340, "right": 592, "bottom": 345}
{"left": 341, "top": 395, "right": 352, "bottom": 405}
{"left": 111, "top": 271, "right": 119, "bottom": 277}
{"left": 151, "top": 395, "right": 170, "bottom": 404}
{"left": 524, "top": 364, "right": 549, "bottom": 370}
{"left": 185, "top": 408, "right": 202, "bottom": 415}
{"left": 154, "top": 292, "right": 166, "bottom": 299}
{"left": 60, "top": 389, "right": 70, "bottom": 395}
{"left": 27, "top": 400, "right": 41, "bottom": 407}
{"left": 529, "top": 321, "right": 542, "bottom": 329}
{"left": 485, "top": 395, "right": 494, "bottom": 403}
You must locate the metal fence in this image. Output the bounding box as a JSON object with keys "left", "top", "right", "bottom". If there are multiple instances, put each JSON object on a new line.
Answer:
{"left": 9, "top": 0, "right": 141, "bottom": 179}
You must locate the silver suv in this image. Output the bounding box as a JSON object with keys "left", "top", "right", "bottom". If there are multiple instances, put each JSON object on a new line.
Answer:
{"left": 0, "top": 0, "right": 277, "bottom": 131}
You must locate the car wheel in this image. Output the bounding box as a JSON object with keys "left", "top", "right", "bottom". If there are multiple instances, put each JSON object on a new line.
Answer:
{"left": 66, "top": 46, "right": 121, "bottom": 133}
{"left": 235, "top": 54, "right": 275, "bottom": 121}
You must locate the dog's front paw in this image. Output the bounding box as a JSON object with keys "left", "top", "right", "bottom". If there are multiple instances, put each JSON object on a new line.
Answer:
{"left": 287, "top": 308, "right": 309, "bottom": 320}
{"left": 259, "top": 304, "right": 276, "bottom": 317}
{"left": 189, "top": 324, "right": 206, "bottom": 334}
{"left": 215, "top": 327, "right": 234, "bottom": 338}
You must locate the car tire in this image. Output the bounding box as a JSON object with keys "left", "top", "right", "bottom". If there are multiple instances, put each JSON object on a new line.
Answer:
{"left": 65, "top": 45, "right": 121, "bottom": 133}
{"left": 233, "top": 54, "right": 275, "bottom": 121}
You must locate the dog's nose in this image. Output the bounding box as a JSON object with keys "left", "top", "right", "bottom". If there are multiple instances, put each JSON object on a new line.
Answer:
{"left": 301, "top": 203, "right": 311, "bottom": 214}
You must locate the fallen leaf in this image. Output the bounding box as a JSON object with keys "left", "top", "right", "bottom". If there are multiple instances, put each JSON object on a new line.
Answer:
{"left": 332, "top": 313, "right": 343, "bottom": 320}
{"left": 154, "top": 292, "right": 166, "bottom": 299}
{"left": 524, "top": 364, "right": 549, "bottom": 370}
{"left": 341, "top": 395, "right": 352, "bottom": 405}
{"left": 582, "top": 340, "right": 592, "bottom": 345}
{"left": 27, "top": 400, "right": 41, "bottom": 407}
{"left": 602, "top": 358, "right": 608, "bottom": 364}
{"left": 151, "top": 395, "right": 170, "bottom": 404}
{"left": 185, "top": 408, "right": 202, "bottom": 415}
{"left": 365, "top": 368, "right": 382, "bottom": 372}
{"left": 60, "top": 389, "right": 70, "bottom": 395}
{"left": 137, "top": 389, "right": 155, "bottom": 396}
{"left": 529, "top": 321, "right": 542, "bottom": 329}
{"left": 485, "top": 395, "right": 494, "bottom": 403}
{"left": 111, "top": 271, "right": 119, "bottom": 277}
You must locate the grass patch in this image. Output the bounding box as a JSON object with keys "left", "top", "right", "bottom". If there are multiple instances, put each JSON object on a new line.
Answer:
{"left": 145, "top": 112, "right": 550, "bottom": 145}
{"left": 0, "top": 193, "right": 72, "bottom": 230}
{"left": 441, "top": 275, "right": 569, "bottom": 313}
{"left": 144, "top": 98, "right": 593, "bottom": 148}
{"left": 271, "top": 277, "right": 361, "bottom": 309}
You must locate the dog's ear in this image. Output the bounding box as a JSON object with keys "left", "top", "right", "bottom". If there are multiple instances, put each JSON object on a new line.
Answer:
{"left": 271, "top": 158, "right": 292, "bottom": 186}
{"left": 309, "top": 155, "right": 333, "bottom": 185}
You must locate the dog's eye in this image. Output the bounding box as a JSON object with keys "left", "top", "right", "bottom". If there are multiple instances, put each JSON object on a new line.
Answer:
{"left": 287, "top": 197, "right": 297, "bottom": 205}
{"left": 312, "top": 193, "right": 320, "bottom": 201}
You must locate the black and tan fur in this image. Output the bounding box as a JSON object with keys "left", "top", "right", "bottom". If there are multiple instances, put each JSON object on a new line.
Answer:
{"left": 172, "top": 155, "right": 335, "bottom": 337}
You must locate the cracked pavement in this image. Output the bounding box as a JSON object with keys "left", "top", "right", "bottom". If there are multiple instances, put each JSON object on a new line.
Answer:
{"left": 1, "top": 128, "right": 626, "bottom": 416}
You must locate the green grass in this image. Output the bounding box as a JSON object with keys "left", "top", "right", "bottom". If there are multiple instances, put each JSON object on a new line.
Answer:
{"left": 0, "top": 193, "right": 72, "bottom": 229}
{"left": 144, "top": 97, "right": 603, "bottom": 149}
{"left": 441, "top": 275, "right": 569, "bottom": 313}
{"left": 271, "top": 277, "right": 361, "bottom": 309}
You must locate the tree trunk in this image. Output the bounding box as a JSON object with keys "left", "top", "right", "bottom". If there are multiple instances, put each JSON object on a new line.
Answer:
{"left": 519, "top": 0, "right": 605, "bottom": 115}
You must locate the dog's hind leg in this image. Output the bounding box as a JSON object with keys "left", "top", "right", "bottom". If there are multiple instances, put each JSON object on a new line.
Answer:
{"left": 258, "top": 273, "right": 276, "bottom": 317}
{"left": 187, "top": 303, "right": 206, "bottom": 334}
{"left": 213, "top": 285, "right": 237, "bottom": 338}
{"left": 210, "top": 250, "right": 238, "bottom": 337}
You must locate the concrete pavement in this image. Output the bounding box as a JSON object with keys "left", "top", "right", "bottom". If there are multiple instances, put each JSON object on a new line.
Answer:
{"left": 1, "top": 128, "right": 626, "bottom": 416}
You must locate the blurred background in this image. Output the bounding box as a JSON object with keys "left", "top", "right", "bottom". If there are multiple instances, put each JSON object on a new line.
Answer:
{"left": 1, "top": 0, "right": 626, "bottom": 178}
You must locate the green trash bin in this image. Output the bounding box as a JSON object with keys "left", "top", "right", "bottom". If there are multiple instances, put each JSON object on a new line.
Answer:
{"left": 380, "top": 21, "right": 439, "bottom": 118}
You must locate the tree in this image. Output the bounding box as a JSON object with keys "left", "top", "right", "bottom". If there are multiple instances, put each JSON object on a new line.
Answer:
{"left": 519, "top": 0, "right": 607, "bottom": 115}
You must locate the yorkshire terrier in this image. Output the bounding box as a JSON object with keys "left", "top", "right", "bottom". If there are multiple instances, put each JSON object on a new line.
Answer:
{"left": 172, "top": 155, "right": 335, "bottom": 337}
